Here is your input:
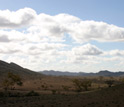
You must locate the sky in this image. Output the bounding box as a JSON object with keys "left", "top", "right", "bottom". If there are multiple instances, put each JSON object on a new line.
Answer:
{"left": 0, "top": 0, "right": 124, "bottom": 72}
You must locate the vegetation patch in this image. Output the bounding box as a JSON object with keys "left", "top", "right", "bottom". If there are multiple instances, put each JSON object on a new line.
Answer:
{"left": 25, "top": 90, "right": 40, "bottom": 96}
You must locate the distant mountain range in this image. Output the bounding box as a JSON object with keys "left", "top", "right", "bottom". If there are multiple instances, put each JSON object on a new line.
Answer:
{"left": 40, "top": 70, "right": 124, "bottom": 77}
{"left": 0, "top": 60, "right": 43, "bottom": 81}
{"left": 0, "top": 60, "right": 124, "bottom": 79}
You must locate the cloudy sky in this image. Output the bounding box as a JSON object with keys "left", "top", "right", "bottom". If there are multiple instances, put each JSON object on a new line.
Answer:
{"left": 0, "top": 0, "right": 124, "bottom": 72}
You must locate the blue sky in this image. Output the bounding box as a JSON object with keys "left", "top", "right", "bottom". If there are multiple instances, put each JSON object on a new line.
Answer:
{"left": 0, "top": 0, "right": 124, "bottom": 72}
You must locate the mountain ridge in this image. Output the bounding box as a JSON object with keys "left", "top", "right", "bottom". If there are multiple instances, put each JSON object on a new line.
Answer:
{"left": 40, "top": 70, "right": 124, "bottom": 76}
{"left": 0, "top": 60, "right": 124, "bottom": 78}
{"left": 0, "top": 60, "right": 43, "bottom": 81}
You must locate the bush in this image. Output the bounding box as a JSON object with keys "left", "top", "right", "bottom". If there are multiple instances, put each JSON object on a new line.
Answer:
{"left": 81, "top": 80, "right": 92, "bottom": 91}
{"left": 0, "top": 92, "right": 4, "bottom": 97}
{"left": 2, "top": 72, "right": 23, "bottom": 90}
{"left": 72, "top": 79, "right": 82, "bottom": 92}
{"left": 25, "top": 90, "right": 40, "bottom": 96}
{"left": 62, "top": 85, "right": 70, "bottom": 91}
{"left": 72, "top": 79, "right": 92, "bottom": 92}
{"left": 41, "top": 83, "right": 48, "bottom": 90}
{"left": 51, "top": 90, "right": 56, "bottom": 94}
{"left": 105, "top": 80, "right": 114, "bottom": 87}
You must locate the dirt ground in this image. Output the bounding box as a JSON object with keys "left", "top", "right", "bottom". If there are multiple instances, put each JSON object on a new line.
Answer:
{"left": 0, "top": 84, "right": 124, "bottom": 107}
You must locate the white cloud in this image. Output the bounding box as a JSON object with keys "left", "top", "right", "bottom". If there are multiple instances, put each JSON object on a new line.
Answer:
{"left": 29, "top": 13, "right": 124, "bottom": 43}
{"left": 0, "top": 35, "right": 10, "bottom": 42}
{"left": 0, "top": 42, "right": 67, "bottom": 55}
{"left": 0, "top": 43, "right": 22, "bottom": 54}
{"left": 72, "top": 43, "right": 103, "bottom": 55}
{"left": 0, "top": 8, "right": 36, "bottom": 29}
{"left": 27, "top": 13, "right": 68, "bottom": 39}
{"left": 60, "top": 44, "right": 103, "bottom": 64}
{"left": 0, "top": 30, "right": 26, "bottom": 42}
{"left": 67, "top": 21, "right": 124, "bottom": 43}
{"left": 22, "top": 43, "right": 68, "bottom": 55}
{"left": 107, "top": 50, "right": 124, "bottom": 56}
{"left": 1, "top": 8, "right": 124, "bottom": 43}
{"left": 0, "top": 7, "right": 124, "bottom": 72}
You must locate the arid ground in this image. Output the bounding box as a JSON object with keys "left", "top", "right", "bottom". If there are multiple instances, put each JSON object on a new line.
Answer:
{"left": 0, "top": 75, "right": 124, "bottom": 107}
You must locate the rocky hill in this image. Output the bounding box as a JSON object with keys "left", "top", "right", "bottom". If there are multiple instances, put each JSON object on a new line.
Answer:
{"left": 0, "top": 60, "right": 43, "bottom": 81}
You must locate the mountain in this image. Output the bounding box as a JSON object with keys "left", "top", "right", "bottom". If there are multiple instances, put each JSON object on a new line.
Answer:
{"left": 1, "top": 59, "right": 124, "bottom": 79}
{"left": 40, "top": 70, "right": 80, "bottom": 76}
{"left": 0, "top": 60, "right": 43, "bottom": 81}
{"left": 40, "top": 70, "right": 124, "bottom": 77}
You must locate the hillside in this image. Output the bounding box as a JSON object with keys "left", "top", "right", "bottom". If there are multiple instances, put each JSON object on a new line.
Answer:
{"left": 0, "top": 60, "right": 43, "bottom": 81}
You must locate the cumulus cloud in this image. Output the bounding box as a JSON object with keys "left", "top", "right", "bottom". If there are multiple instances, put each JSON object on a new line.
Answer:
{"left": 60, "top": 44, "right": 103, "bottom": 64}
{"left": 60, "top": 44, "right": 124, "bottom": 65}
{"left": 22, "top": 43, "right": 67, "bottom": 55}
{"left": 0, "top": 30, "right": 26, "bottom": 42}
{"left": 0, "top": 41, "right": 67, "bottom": 55}
{"left": 0, "top": 8, "right": 124, "bottom": 43}
{"left": 72, "top": 43, "right": 103, "bottom": 55}
{"left": 27, "top": 12, "right": 124, "bottom": 43}
{"left": 0, "top": 8, "right": 36, "bottom": 29}
{"left": 0, "top": 7, "right": 124, "bottom": 72}
{"left": 0, "top": 35, "right": 10, "bottom": 42}
{"left": 27, "top": 13, "right": 69, "bottom": 39}
{"left": 105, "top": 50, "right": 124, "bottom": 56}
{"left": 68, "top": 21, "right": 124, "bottom": 43}
{"left": 0, "top": 43, "right": 21, "bottom": 54}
